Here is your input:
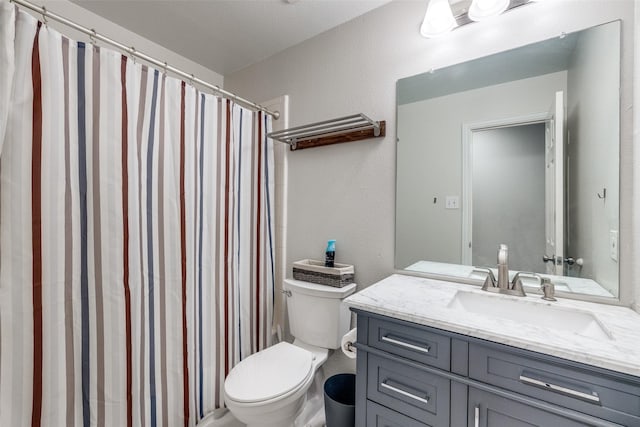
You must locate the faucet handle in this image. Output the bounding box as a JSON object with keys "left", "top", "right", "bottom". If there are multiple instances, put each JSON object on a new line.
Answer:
{"left": 474, "top": 267, "right": 497, "bottom": 290}
{"left": 511, "top": 272, "right": 541, "bottom": 285}
{"left": 510, "top": 272, "right": 541, "bottom": 296}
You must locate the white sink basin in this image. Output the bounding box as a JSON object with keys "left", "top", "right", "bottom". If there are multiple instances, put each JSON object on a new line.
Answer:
{"left": 447, "top": 291, "right": 612, "bottom": 341}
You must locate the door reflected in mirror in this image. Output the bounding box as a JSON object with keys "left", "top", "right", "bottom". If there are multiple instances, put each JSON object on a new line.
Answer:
{"left": 395, "top": 21, "right": 620, "bottom": 298}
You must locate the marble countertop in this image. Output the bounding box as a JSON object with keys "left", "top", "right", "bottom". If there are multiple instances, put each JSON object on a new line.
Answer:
{"left": 344, "top": 274, "right": 640, "bottom": 377}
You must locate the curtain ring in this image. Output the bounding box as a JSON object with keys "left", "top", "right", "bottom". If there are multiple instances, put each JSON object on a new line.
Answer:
{"left": 189, "top": 74, "right": 194, "bottom": 86}
{"left": 163, "top": 61, "right": 168, "bottom": 75}
{"left": 90, "top": 29, "right": 97, "bottom": 46}
{"left": 129, "top": 46, "right": 137, "bottom": 64}
{"left": 41, "top": 6, "right": 48, "bottom": 27}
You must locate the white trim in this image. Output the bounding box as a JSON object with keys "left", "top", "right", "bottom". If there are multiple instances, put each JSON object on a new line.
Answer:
{"left": 461, "top": 112, "right": 551, "bottom": 265}
{"left": 261, "top": 95, "right": 289, "bottom": 341}
{"left": 552, "top": 90, "right": 565, "bottom": 276}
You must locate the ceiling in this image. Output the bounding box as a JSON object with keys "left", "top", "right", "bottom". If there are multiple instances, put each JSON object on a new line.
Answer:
{"left": 71, "top": 0, "right": 393, "bottom": 76}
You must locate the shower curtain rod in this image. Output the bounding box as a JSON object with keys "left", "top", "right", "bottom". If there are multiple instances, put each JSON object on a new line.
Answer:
{"left": 9, "top": 0, "right": 281, "bottom": 119}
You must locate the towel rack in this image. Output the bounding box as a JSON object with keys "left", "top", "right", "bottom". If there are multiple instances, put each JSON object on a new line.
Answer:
{"left": 267, "top": 113, "right": 386, "bottom": 151}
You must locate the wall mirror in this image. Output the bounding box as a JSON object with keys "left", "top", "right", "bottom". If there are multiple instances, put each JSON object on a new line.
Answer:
{"left": 395, "top": 21, "right": 620, "bottom": 299}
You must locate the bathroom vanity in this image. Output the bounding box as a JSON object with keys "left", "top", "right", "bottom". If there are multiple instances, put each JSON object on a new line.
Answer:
{"left": 344, "top": 275, "right": 640, "bottom": 427}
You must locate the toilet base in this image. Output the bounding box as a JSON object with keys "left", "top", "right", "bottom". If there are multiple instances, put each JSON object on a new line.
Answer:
{"left": 293, "top": 369, "right": 326, "bottom": 427}
{"left": 226, "top": 366, "right": 327, "bottom": 427}
{"left": 243, "top": 394, "right": 306, "bottom": 427}
{"left": 196, "top": 409, "right": 245, "bottom": 427}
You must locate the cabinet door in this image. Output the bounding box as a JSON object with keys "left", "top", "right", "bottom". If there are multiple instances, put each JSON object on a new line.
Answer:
{"left": 468, "top": 388, "right": 602, "bottom": 427}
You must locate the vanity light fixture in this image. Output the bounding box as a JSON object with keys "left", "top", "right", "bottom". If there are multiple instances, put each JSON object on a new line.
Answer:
{"left": 420, "top": 0, "right": 458, "bottom": 38}
{"left": 468, "top": 0, "right": 510, "bottom": 21}
{"left": 420, "top": 0, "right": 534, "bottom": 38}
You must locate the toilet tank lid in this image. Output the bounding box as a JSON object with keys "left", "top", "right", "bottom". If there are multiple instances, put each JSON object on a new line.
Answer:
{"left": 284, "top": 279, "right": 357, "bottom": 299}
{"left": 224, "top": 342, "right": 313, "bottom": 403}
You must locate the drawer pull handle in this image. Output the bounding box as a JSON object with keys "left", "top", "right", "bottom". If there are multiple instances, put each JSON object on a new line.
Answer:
{"left": 380, "top": 382, "right": 430, "bottom": 405}
{"left": 474, "top": 405, "right": 480, "bottom": 427}
{"left": 519, "top": 375, "right": 600, "bottom": 404}
{"left": 381, "top": 336, "right": 430, "bottom": 354}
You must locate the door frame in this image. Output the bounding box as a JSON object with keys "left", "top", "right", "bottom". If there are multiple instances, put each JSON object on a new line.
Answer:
{"left": 461, "top": 112, "right": 551, "bottom": 265}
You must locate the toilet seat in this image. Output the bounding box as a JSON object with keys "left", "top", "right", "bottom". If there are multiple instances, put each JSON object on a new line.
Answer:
{"left": 224, "top": 342, "right": 314, "bottom": 404}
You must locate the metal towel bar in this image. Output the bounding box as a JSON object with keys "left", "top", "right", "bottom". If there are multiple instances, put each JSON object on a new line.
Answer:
{"left": 267, "top": 113, "right": 384, "bottom": 151}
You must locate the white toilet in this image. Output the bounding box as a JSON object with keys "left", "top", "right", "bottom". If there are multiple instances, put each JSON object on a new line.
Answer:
{"left": 223, "top": 278, "right": 357, "bottom": 427}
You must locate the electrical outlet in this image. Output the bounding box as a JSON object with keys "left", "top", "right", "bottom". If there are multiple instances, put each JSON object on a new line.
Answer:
{"left": 445, "top": 196, "right": 459, "bottom": 210}
{"left": 609, "top": 230, "right": 618, "bottom": 262}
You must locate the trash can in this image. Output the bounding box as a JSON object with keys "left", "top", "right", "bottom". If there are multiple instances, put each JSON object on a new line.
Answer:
{"left": 324, "top": 373, "right": 356, "bottom": 427}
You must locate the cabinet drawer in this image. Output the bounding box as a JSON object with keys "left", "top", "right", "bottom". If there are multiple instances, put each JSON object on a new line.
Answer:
{"left": 368, "top": 317, "right": 450, "bottom": 370}
{"left": 468, "top": 387, "right": 610, "bottom": 427}
{"left": 367, "top": 353, "right": 449, "bottom": 426}
{"left": 366, "top": 400, "right": 430, "bottom": 427}
{"left": 469, "top": 344, "right": 640, "bottom": 425}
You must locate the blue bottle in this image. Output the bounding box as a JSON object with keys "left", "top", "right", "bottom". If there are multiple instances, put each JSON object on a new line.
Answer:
{"left": 325, "top": 239, "right": 336, "bottom": 267}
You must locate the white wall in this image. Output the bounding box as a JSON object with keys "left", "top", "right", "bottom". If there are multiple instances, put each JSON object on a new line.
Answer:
{"left": 395, "top": 72, "right": 566, "bottom": 269}
{"left": 226, "top": 0, "right": 636, "bottom": 305}
{"left": 20, "top": 0, "right": 224, "bottom": 87}
{"left": 566, "top": 22, "right": 620, "bottom": 295}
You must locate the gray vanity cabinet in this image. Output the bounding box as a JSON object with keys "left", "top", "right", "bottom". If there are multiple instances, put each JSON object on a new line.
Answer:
{"left": 353, "top": 309, "right": 640, "bottom": 427}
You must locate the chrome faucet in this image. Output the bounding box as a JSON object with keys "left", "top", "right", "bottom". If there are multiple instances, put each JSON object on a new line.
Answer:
{"left": 477, "top": 244, "right": 528, "bottom": 297}
{"left": 497, "top": 244, "right": 510, "bottom": 290}
{"left": 474, "top": 245, "right": 559, "bottom": 300}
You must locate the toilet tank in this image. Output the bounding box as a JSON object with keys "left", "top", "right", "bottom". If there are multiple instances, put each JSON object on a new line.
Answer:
{"left": 284, "top": 279, "right": 357, "bottom": 349}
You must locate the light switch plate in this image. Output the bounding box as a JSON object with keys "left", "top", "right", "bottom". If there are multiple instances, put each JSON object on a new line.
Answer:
{"left": 609, "top": 230, "right": 618, "bottom": 262}
{"left": 445, "top": 196, "right": 459, "bottom": 210}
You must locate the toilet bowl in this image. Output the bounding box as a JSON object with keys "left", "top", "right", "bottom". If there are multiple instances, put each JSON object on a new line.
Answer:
{"left": 223, "top": 279, "right": 357, "bottom": 427}
{"left": 224, "top": 341, "right": 325, "bottom": 427}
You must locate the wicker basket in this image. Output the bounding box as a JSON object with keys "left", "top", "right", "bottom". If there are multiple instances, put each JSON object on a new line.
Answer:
{"left": 292, "top": 259, "right": 355, "bottom": 288}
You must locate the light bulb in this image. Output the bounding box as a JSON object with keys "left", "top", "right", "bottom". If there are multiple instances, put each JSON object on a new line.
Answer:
{"left": 420, "top": 0, "right": 458, "bottom": 38}
{"left": 468, "top": 0, "right": 510, "bottom": 22}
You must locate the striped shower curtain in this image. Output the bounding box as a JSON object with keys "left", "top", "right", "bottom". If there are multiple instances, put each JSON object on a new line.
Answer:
{"left": 0, "top": 3, "right": 275, "bottom": 427}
